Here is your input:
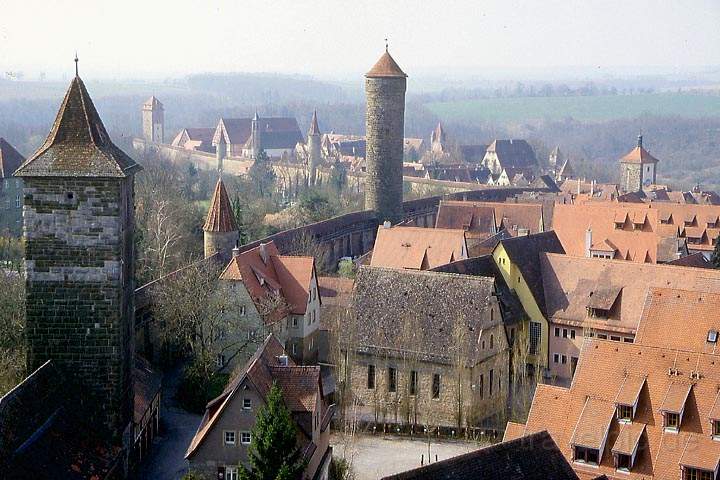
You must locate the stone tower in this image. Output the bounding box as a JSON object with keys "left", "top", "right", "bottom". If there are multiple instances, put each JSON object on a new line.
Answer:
{"left": 204, "top": 176, "right": 239, "bottom": 259}
{"left": 14, "top": 74, "right": 142, "bottom": 444}
{"left": 307, "top": 110, "right": 321, "bottom": 186}
{"left": 364, "top": 47, "right": 407, "bottom": 224}
{"left": 247, "top": 111, "right": 262, "bottom": 159}
{"left": 142, "top": 96, "right": 164, "bottom": 143}
{"left": 619, "top": 134, "right": 659, "bottom": 192}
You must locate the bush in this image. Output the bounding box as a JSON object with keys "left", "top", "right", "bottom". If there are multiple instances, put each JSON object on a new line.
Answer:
{"left": 182, "top": 472, "right": 207, "bottom": 480}
{"left": 176, "top": 362, "right": 229, "bottom": 413}
{"left": 329, "top": 457, "right": 354, "bottom": 480}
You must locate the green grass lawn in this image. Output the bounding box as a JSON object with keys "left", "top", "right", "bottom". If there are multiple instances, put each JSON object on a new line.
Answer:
{"left": 425, "top": 93, "right": 720, "bottom": 123}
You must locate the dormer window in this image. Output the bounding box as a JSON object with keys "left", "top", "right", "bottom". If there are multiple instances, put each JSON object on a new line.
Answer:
{"left": 574, "top": 446, "right": 599, "bottom": 465}
{"left": 712, "top": 420, "right": 720, "bottom": 439}
{"left": 617, "top": 404, "right": 633, "bottom": 423}
{"left": 665, "top": 412, "right": 680, "bottom": 431}
{"left": 571, "top": 398, "right": 615, "bottom": 467}
{"left": 682, "top": 468, "right": 714, "bottom": 480}
{"left": 611, "top": 422, "right": 645, "bottom": 473}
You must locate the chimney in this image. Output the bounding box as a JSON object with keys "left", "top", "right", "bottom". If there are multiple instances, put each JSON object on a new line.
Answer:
{"left": 383, "top": 220, "right": 391, "bottom": 229}
{"left": 232, "top": 241, "right": 240, "bottom": 258}
{"left": 259, "top": 242, "right": 269, "bottom": 264}
{"left": 585, "top": 229, "right": 592, "bottom": 258}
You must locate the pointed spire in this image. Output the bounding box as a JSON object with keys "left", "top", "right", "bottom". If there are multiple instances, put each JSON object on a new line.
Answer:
{"left": 204, "top": 177, "right": 238, "bottom": 233}
{"left": 14, "top": 76, "right": 141, "bottom": 178}
{"left": 74, "top": 52, "right": 79, "bottom": 77}
{"left": 308, "top": 110, "right": 320, "bottom": 136}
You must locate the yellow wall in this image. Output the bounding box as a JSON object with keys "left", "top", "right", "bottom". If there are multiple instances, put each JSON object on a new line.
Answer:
{"left": 492, "top": 243, "right": 548, "bottom": 368}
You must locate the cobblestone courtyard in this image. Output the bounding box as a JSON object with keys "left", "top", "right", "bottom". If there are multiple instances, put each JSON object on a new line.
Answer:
{"left": 331, "top": 433, "right": 484, "bottom": 480}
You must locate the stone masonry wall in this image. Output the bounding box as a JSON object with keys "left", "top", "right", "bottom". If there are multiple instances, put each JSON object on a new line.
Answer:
{"left": 365, "top": 76, "right": 406, "bottom": 223}
{"left": 23, "top": 177, "right": 134, "bottom": 442}
{"left": 621, "top": 163, "right": 642, "bottom": 193}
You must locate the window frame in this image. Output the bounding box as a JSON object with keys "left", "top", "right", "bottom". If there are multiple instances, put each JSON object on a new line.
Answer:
{"left": 243, "top": 398, "right": 252, "bottom": 410}
{"left": 573, "top": 445, "right": 600, "bottom": 466}
{"left": 240, "top": 431, "right": 252, "bottom": 445}
{"left": 664, "top": 411, "right": 680, "bottom": 431}
{"left": 367, "top": 364, "right": 375, "bottom": 390}
{"left": 388, "top": 367, "right": 397, "bottom": 393}
{"left": 224, "top": 430, "right": 236, "bottom": 445}
{"left": 409, "top": 370, "right": 418, "bottom": 396}
{"left": 432, "top": 373, "right": 441, "bottom": 399}
{"left": 617, "top": 404, "right": 633, "bottom": 423}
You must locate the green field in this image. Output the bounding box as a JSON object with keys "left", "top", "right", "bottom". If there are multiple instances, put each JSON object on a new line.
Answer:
{"left": 425, "top": 93, "right": 720, "bottom": 123}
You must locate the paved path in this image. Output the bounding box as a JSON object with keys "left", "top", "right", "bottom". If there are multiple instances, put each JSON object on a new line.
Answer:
{"left": 134, "top": 363, "right": 202, "bottom": 480}
{"left": 331, "top": 433, "right": 483, "bottom": 480}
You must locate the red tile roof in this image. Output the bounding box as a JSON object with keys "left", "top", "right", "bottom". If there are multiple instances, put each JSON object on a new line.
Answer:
{"left": 436, "top": 200, "right": 545, "bottom": 236}
{"left": 370, "top": 226, "right": 467, "bottom": 270}
{"left": 620, "top": 146, "right": 659, "bottom": 165}
{"left": 366, "top": 49, "right": 407, "bottom": 78}
{"left": 220, "top": 241, "right": 314, "bottom": 318}
{"left": 203, "top": 178, "right": 238, "bottom": 233}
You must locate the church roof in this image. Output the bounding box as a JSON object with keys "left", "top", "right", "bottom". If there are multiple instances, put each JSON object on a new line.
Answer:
{"left": 203, "top": 177, "right": 238, "bottom": 233}
{"left": 366, "top": 49, "right": 407, "bottom": 78}
{"left": 308, "top": 110, "right": 320, "bottom": 136}
{"left": 14, "top": 76, "right": 141, "bottom": 178}
{"left": 0, "top": 138, "right": 25, "bottom": 178}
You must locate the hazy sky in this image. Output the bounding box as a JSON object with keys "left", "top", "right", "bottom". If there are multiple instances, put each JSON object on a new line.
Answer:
{"left": 1, "top": 0, "right": 719, "bottom": 80}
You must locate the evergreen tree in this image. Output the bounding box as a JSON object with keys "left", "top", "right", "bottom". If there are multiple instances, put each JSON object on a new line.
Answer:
{"left": 712, "top": 238, "right": 720, "bottom": 269}
{"left": 242, "top": 383, "right": 305, "bottom": 480}
{"left": 248, "top": 150, "right": 276, "bottom": 198}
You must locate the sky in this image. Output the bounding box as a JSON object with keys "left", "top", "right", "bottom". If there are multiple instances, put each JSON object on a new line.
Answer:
{"left": 1, "top": 0, "right": 719, "bottom": 80}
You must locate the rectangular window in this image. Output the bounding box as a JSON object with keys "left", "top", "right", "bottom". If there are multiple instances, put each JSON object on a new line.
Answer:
{"left": 611, "top": 335, "right": 621, "bottom": 342}
{"left": 617, "top": 404, "right": 633, "bottom": 422}
{"left": 367, "top": 365, "right": 375, "bottom": 389}
{"left": 554, "top": 327, "right": 560, "bottom": 337}
{"left": 224, "top": 431, "right": 236, "bottom": 445}
{"left": 216, "top": 354, "right": 225, "bottom": 368}
{"left": 574, "top": 446, "right": 599, "bottom": 465}
{"left": 623, "top": 337, "right": 634, "bottom": 343}
{"left": 243, "top": 398, "right": 252, "bottom": 410}
{"left": 388, "top": 367, "right": 397, "bottom": 393}
{"left": 479, "top": 374, "right": 484, "bottom": 399}
{"left": 489, "top": 369, "right": 494, "bottom": 397}
{"left": 432, "top": 374, "right": 441, "bottom": 399}
{"left": 561, "top": 355, "right": 567, "bottom": 365}
{"left": 226, "top": 467, "right": 239, "bottom": 480}
{"left": 713, "top": 420, "right": 720, "bottom": 438}
{"left": 553, "top": 354, "right": 559, "bottom": 364}
{"left": 598, "top": 333, "right": 608, "bottom": 340}
{"left": 570, "top": 329, "right": 576, "bottom": 339}
{"left": 409, "top": 370, "right": 418, "bottom": 396}
{"left": 15, "top": 195, "right": 20, "bottom": 208}
{"left": 665, "top": 412, "right": 680, "bottom": 431}
{"left": 529, "top": 322, "right": 541, "bottom": 355}
{"left": 239, "top": 305, "right": 246, "bottom": 316}
{"left": 563, "top": 329, "right": 568, "bottom": 338}
{"left": 616, "top": 453, "right": 631, "bottom": 471}
{"left": 292, "top": 318, "right": 298, "bottom": 327}
{"left": 684, "top": 468, "right": 714, "bottom": 480}
{"left": 240, "top": 432, "right": 251, "bottom": 444}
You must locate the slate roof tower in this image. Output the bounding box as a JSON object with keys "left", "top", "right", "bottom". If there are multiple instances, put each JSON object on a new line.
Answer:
{"left": 364, "top": 45, "right": 407, "bottom": 224}
{"left": 307, "top": 110, "right": 321, "bottom": 186}
{"left": 14, "top": 71, "right": 142, "bottom": 445}
{"left": 203, "top": 176, "right": 239, "bottom": 260}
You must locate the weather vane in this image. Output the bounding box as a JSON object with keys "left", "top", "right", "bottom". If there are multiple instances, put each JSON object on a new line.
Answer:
{"left": 74, "top": 52, "right": 79, "bottom": 77}
{"left": 385, "top": 38, "right": 388, "bottom": 51}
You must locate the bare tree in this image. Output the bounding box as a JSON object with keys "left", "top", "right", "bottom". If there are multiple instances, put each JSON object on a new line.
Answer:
{"left": 152, "top": 260, "right": 253, "bottom": 380}
{"left": 0, "top": 271, "right": 25, "bottom": 395}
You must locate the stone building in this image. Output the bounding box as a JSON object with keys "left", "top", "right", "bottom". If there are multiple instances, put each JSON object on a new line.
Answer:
{"left": 212, "top": 115, "right": 303, "bottom": 159}
{"left": 170, "top": 127, "right": 216, "bottom": 153}
{"left": 14, "top": 73, "right": 142, "bottom": 444}
{"left": 0, "top": 138, "right": 24, "bottom": 236}
{"left": 364, "top": 47, "right": 407, "bottom": 224}
{"left": 619, "top": 134, "right": 659, "bottom": 193}
{"left": 186, "top": 335, "right": 333, "bottom": 480}
{"left": 481, "top": 139, "right": 537, "bottom": 177}
{"left": 203, "top": 177, "right": 239, "bottom": 261}
{"left": 340, "top": 266, "right": 510, "bottom": 429}
{"left": 307, "top": 110, "right": 321, "bottom": 186}
{"left": 142, "top": 96, "right": 164, "bottom": 143}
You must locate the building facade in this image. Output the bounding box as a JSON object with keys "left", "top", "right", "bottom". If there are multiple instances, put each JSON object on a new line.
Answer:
{"left": 364, "top": 48, "right": 407, "bottom": 224}
{"left": 619, "top": 135, "right": 658, "bottom": 193}
{"left": 0, "top": 138, "right": 24, "bottom": 236}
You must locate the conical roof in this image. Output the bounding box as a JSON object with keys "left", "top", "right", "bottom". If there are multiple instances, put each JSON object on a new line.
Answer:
{"left": 308, "top": 110, "right": 320, "bottom": 136}
{"left": 0, "top": 138, "right": 25, "bottom": 178}
{"left": 204, "top": 177, "right": 238, "bottom": 233}
{"left": 366, "top": 49, "right": 407, "bottom": 78}
{"left": 14, "top": 76, "right": 141, "bottom": 178}
{"left": 143, "top": 96, "right": 163, "bottom": 109}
